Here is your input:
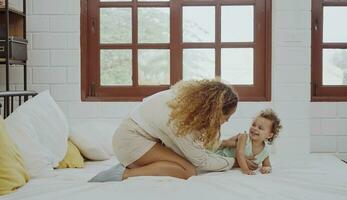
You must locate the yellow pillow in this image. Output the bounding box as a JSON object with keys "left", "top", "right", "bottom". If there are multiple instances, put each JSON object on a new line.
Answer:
{"left": 58, "top": 140, "right": 84, "bottom": 169}
{"left": 0, "top": 118, "right": 30, "bottom": 196}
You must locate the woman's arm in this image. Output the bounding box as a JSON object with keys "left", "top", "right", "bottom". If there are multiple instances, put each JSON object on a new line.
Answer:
{"left": 236, "top": 134, "right": 255, "bottom": 175}
{"left": 260, "top": 157, "right": 272, "bottom": 174}
{"left": 169, "top": 133, "right": 235, "bottom": 172}
{"left": 220, "top": 134, "right": 240, "bottom": 148}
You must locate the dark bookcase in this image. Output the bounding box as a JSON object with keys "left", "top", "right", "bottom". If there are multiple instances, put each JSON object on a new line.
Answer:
{"left": 0, "top": 0, "right": 36, "bottom": 118}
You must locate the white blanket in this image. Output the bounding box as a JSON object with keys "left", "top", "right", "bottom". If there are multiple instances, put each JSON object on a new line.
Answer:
{"left": 2, "top": 154, "right": 347, "bottom": 200}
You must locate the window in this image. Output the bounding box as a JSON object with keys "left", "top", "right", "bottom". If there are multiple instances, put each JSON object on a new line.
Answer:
{"left": 81, "top": 0, "right": 271, "bottom": 101}
{"left": 312, "top": 0, "right": 347, "bottom": 101}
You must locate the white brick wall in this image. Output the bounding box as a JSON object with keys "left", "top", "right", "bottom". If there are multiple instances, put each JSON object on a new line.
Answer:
{"left": 27, "top": 50, "right": 50, "bottom": 66}
{"left": 32, "top": 67, "right": 67, "bottom": 84}
{"left": 311, "top": 136, "right": 337, "bottom": 153}
{"left": 337, "top": 103, "right": 347, "bottom": 117}
{"left": 50, "top": 50, "right": 80, "bottom": 66}
{"left": 32, "top": 33, "right": 69, "bottom": 49}
{"left": 27, "top": 16, "right": 50, "bottom": 32}
{"left": 271, "top": 0, "right": 312, "bottom": 156}
{"left": 5, "top": 0, "right": 340, "bottom": 160}
{"left": 337, "top": 137, "right": 347, "bottom": 153}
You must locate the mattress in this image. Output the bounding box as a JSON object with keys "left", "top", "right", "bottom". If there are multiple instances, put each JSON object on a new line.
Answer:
{"left": 2, "top": 154, "right": 347, "bottom": 200}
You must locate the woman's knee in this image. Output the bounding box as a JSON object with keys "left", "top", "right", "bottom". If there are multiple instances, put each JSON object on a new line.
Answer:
{"left": 153, "top": 161, "right": 193, "bottom": 179}
{"left": 156, "top": 161, "right": 196, "bottom": 179}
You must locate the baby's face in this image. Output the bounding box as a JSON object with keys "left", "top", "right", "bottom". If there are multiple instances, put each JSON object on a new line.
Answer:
{"left": 249, "top": 116, "right": 273, "bottom": 143}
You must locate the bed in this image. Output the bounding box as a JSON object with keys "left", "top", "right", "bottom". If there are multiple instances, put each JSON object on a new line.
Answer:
{"left": 2, "top": 154, "right": 347, "bottom": 200}
{"left": 1, "top": 92, "right": 347, "bottom": 200}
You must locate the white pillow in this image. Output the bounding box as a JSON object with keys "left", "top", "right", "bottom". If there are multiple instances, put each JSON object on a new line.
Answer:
{"left": 70, "top": 121, "right": 118, "bottom": 161}
{"left": 5, "top": 90, "right": 69, "bottom": 177}
{"left": 4, "top": 122, "right": 54, "bottom": 178}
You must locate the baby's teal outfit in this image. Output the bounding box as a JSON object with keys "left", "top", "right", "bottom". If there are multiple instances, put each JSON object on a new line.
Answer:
{"left": 215, "top": 134, "right": 270, "bottom": 165}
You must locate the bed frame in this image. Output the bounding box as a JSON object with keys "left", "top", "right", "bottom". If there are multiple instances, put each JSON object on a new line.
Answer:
{"left": 0, "top": 90, "right": 37, "bottom": 118}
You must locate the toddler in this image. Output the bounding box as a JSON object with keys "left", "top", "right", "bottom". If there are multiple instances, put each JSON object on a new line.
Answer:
{"left": 216, "top": 108, "right": 282, "bottom": 175}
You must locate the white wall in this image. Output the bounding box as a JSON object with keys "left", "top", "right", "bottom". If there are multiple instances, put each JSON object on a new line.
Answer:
{"left": 12, "top": 0, "right": 345, "bottom": 160}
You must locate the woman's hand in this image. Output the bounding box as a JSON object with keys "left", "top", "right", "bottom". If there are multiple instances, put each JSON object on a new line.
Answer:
{"left": 220, "top": 133, "right": 240, "bottom": 148}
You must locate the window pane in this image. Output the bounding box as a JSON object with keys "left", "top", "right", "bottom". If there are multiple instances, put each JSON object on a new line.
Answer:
{"left": 221, "top": 48, "right": 253, "bottom": 85}
{"left": 100, "top": 8, "right": 132, "bottom": 44}
{"left": 183, "top": 49, "right": 215, "bottom": 80}
{"left": 323, "top": 49, "right": 347, "bottom": 85}
{"left": 323, "top": 7, "right": 347, "bottom": 42}
{"left": 221, "top": 6, "right": 254, "bottom": 42}
{"left": 138, "top": 49, "right": 170, "bottom": 85}
{"left": 100, "top": 50, "right": 132, "bottom": 86}
{"left": 183, "top": 7, "right": 215, "bottom": 42}
{"left": 138, "top": 8, "right": 170, "bottom": 43}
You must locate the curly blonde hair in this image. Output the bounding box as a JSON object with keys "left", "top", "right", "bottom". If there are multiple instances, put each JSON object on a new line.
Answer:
{"left": 258, "top": 109, "right": 282, "bottom": 145}
{"left": 167, "top": 79, "right": 238, "bottom": 148}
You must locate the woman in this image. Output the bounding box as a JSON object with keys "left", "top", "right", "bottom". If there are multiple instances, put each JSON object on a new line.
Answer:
{"left": 89, "top": 79, "right": 257, "bottom": 182}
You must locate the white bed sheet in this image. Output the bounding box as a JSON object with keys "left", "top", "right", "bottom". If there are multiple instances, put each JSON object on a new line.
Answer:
{"left": 2, "top": 154, "right": 347, "bottom": 200}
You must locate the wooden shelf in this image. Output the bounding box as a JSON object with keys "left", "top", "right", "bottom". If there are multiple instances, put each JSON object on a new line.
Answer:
{"left": 0, "top": 0, "right": 28, "bottom": 118}
{"left": 0, "top": 59, "right": 26, "bottom": 65}
{"left": 0, "top": 6, "right": 25, "bottom": 17}
{"left": 0, "top": 36, "right": 26, "bottom": 40}
{"left": 0, "top": 13, "right": 25, "bottom": 37}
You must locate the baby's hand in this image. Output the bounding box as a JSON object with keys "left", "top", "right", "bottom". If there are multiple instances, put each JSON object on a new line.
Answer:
{"left": 242, "top": 169, "right": 256, "bottom": 175}
{"left": 260, "top": 166, "right": 272, "bottom": 174}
